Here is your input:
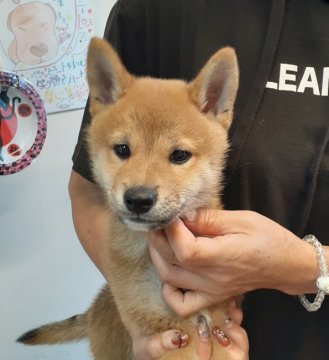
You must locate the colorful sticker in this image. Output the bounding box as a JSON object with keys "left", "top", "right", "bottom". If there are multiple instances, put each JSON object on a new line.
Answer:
{"left": 0, "top": 71, "right": 47, "bottom": 175}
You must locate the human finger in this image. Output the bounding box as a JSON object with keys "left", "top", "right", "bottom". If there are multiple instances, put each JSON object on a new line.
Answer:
{"left": 183, "top": 209, "right": 252, "bottom": 237}
{"left": 196, "top": 315, "right": 212, "bottom": 360}
{"left": 149, "top": 244, "right": 207, "bottom": 292}
{"left": 132, "top": 329, "right": 188, "bottom": 360}
{"left": 228, "top": 300, "right": 243, "bottom": 325}
{"left": 162, "top": 283, "right": 212, "bottom": 317}
{"left": 210, "top": 303, "right": 248, "bottom": 358}
{"left": 220, "top": 318, "right": 249, "bottom": 355}
{"left": 165, "top": 218, "right": 217, "bottom": 265}
{"left": 148, "top": 230, "right": 177, "bottom": 264}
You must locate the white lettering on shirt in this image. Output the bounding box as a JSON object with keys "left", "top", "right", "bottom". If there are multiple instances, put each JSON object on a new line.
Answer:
{"left": 278, "top": 64, "right": 297, "bottom": 92}
{"left": 266, "top": 63, "right": 329, "bottom": 96}
{"left": 297, "top": 67, "right": 320, "bottom": 95}
{"left": 321, "top": 67, "right": 329, "bottom": 96}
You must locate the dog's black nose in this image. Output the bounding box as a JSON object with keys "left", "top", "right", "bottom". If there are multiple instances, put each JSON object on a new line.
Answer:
{"left": 124, "top": 187, "right": 157, "bottom": 215}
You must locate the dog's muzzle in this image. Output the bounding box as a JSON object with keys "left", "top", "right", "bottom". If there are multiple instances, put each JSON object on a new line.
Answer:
{"left": 124, "top": 186, "right": 158, "bottom": 215}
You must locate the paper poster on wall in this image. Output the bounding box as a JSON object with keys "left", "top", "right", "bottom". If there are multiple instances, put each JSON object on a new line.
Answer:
{"left": 0, "top": 0, "right": 93, "bottom": 114}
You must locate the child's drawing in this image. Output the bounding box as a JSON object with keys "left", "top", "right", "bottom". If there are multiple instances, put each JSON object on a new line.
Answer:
{"left": 7, "top": 2, "right": 59, "bottom": 65}
{"left": 70, "top": 31, "right": 89, "bottom": 55}
{"left": 0, "top": 0, "right": 21, "bottom": 3}
{"left": 0, "top": 0, "right": 93, "bottom": 114}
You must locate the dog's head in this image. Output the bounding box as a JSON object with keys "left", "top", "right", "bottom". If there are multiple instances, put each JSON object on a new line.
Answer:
{"left": 86, "top": 38, "right": 238, "bottom": 231}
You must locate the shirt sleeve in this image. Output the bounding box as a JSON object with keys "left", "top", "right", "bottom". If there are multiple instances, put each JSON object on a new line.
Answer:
{"left": 72, "top": 0, "right": 146, "bottom": 181}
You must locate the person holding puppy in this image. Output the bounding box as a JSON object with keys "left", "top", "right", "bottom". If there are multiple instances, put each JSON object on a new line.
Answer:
{"left": 70, "top": 0, "right": 329, "bottom": 359}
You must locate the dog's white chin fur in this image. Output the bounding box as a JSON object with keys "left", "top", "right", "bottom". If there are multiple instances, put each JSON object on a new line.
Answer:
{"left": 122, "top": 208, "right": 198, "bottom": 232}
{"left": 122, "top": 219, "right": 155, "bottom": 232}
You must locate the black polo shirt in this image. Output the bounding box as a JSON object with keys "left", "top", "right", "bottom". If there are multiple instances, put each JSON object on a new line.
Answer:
{"left": 72, "top": 1, "right": 329, "bottom": 358}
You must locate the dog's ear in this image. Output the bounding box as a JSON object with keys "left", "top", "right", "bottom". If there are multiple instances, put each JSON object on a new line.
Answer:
{"left": 87, "top": 37, "right": 134, "bottom": 117}
{"left": 189, "top": 47, "right": 239, "bottom": 130}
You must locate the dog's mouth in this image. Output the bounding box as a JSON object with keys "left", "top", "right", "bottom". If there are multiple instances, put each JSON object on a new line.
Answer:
{"left": 117, "top": 200, "right": 197, "bottom": 232}
{"left": 120, "top": 215, "right": 175, "bottom": 231}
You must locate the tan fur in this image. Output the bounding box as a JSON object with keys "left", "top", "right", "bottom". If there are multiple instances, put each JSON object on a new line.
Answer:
{"left": 18, "top": 38, "right": 239, "bottom": 359}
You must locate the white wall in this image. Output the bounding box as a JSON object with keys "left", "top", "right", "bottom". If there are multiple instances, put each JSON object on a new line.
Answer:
{"left": 0, "top": 1, "right": 116, "bottom": 359}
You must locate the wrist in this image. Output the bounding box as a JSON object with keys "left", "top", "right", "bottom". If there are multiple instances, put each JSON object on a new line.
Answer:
{"left": 276, "top": 234, "right": 322, "bottom": 295}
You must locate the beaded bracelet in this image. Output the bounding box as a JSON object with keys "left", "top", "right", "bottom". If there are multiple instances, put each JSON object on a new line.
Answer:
{"left": 298, "top": 235, "right": 329, "bottom": 312}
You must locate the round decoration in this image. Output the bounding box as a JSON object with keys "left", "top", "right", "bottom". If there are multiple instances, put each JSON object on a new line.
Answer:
{"left": 0, "top": 71, "right": 47, "bottom": 176}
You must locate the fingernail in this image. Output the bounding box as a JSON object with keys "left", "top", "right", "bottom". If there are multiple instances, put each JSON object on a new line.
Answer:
{"left": 224, "top": 317, "right": 232, "bottom": 329}
{"left": 197, "top": 315, "right": 210, "bottom": 341}
{"left": 171, "top": 331, "right": 188, "bottom": 348}
{"left": 212, "top": 327, "right": 230, "bottom": 347}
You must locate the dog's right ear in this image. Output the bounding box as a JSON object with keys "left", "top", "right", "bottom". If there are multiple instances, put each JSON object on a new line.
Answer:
{"left": 87, "top": 38, "right": 134, "bottom": 117}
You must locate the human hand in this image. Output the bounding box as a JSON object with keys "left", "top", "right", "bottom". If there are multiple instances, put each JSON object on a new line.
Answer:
{"left": 132, "top": 301, "right": 248, "bottom": 360}
{"left": 148, "top": 209, "right": 317, "bottom": 316}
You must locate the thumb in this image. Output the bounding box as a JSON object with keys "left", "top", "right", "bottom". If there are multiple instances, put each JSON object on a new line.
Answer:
{"left": 183, "top": 209, "right": 230, "bottom": 236}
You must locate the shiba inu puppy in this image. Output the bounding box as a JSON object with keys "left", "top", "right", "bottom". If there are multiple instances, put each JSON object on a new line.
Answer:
{"left": 18, "top": 38, "right": 239, "bottom": 359}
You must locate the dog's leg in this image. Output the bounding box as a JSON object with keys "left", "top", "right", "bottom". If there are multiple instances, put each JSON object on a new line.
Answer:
{"left": 87, "top": 286, "right": 134, "bottom": 360}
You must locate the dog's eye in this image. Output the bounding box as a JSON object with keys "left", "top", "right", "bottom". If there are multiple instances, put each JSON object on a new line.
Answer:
{"left": 113, "top": 144, "right": 131, "bottom": 159}
{"left": 170, "top": 149, "right": 191, "bottom": 165}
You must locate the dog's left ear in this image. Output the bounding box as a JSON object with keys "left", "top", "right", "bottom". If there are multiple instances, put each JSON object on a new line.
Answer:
{"left": 189, "top": 47, "right": 239, "bottom": 130}
{"left": 87, "top": 37, "right": 134, "bottom": 117}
